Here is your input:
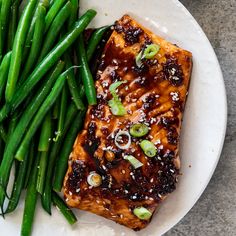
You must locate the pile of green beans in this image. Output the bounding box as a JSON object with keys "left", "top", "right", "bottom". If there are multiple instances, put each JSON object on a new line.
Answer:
{"left": 0, "top": 0, "right": 110, "bottom": 235}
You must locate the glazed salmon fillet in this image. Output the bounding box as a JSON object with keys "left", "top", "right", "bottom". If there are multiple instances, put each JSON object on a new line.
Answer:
{"left": 63, "top": 15, "right": 192, "bottom": 230}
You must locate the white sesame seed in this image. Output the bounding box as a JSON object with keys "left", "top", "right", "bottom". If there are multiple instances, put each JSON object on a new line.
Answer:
{"left": 172, "top": 76, "right": 180, "bottom": 81}
{"left": 170, "top": 91, "right": 180, "bottom": 101}
{"left": 154, "top": 139, "right": 161, "bottom": 145}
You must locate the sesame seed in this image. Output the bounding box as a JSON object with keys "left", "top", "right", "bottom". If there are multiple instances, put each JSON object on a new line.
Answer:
{"left": 102, "top": 165, "right": 107, "bottom": 171}
{"left": 172, "top": 76, "right": 180, "bottom": 81}
{"left": 131, "top": 148, "right": 136, "bottom": 152}
{"left": 154, "top": 139, "right": 161, "bottom": 145}
{"left": 170, "top": 91, "right": 180, "bottom": 101}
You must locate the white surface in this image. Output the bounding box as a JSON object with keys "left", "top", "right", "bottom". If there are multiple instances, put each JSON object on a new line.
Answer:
{"left": 0, "top": 0, "right": 227, "bottom": 235}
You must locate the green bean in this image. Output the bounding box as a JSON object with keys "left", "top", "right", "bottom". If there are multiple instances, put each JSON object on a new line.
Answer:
{"left": 86, "top": 26, "right": 110, "bottom": 62}
{"left": 38, "top": 112, "right": 52, "bottom": 152}
{"left": 64, "top": 53, "right": 85, "bottom": 110}
{"left": 7, "top": 0, "right": 21, "bottom": 51}
{"left": 0, "top": 61, "right": 64, "bottom": 207}
{"left": 37, "top": 2, "right": 71, "bottom": 63}
{"left": 53, "top": 110, "right": 85, "bottom": 192}
{"left": 15, "top": 68, "right": 75, "bottom": 161}
{"left": 53, "top": 86, "right": 68, "bottom": 142}
{"left": 68, "top": 0, "right": 79, "bottom": 29}
{"left": 0, "top": 124, "right": 7, "bottom": 143}
{"left": 77, "top": 34, "right": 97, "bottom": 105}
{"left": 6, "top": 151, "right": 29, "bottom": 213}
{"left": 0, "top": 51, "right": 12, "bottom": 101}
{"left": 52, "top": 191, "right": 77, "bottom": 225}
{"left": 21, "top": 153, "right": 39, "bottom": 236}
{"left": 23, "top": 141, "right": 35, "bottom": 189}
{"left": 52, "top": 98, "right": 60, "bottom": 119}
{"left": 36, "top": 151, "right": 49, "bottom": 195}
{"left": 22, "top": 0, "right": 49, "bottom": 62}
{"left": 7, "top": 111, "right": 19, "bottom": 141}
{"left": 0, "top": 137, "right": 4, "bottom": 163}
{"left": 41, "top": 103, "right": 78, "bottom": 214}
{"left": 5, "top": 0, "right": 38, "bottom": 102}
{"left": 0, "top": 9, "right": 97, "bottom": 123}
{"left": 45, "top": 0, "right": 66, "bottom": 32}
{"left": 21, "top": 4, "right": 46, "bottom": 81}
{"left": 0, "top": 0, "right": 12, "bottom": 58}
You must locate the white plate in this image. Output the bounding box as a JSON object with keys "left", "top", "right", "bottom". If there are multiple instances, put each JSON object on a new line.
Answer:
{"left": 0, "top": 0, "right": 227, "bottom": 235}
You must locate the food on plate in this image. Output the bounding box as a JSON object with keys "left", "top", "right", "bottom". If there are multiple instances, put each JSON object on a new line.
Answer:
{"left": 63, "top": 15, "right": 192, "bottom": 230}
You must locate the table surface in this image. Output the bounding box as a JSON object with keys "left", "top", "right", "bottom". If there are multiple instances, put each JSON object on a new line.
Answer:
{"left": 166, "top": 0, "right": 236, "bottom": 235}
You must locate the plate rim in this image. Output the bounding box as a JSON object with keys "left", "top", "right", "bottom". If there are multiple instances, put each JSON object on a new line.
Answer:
{"left": 161, "top": 0, "right": 228, "bottom": 234}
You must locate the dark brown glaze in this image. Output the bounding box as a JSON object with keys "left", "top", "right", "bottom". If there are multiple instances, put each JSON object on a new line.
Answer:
{"left": 114, "top": 19, "right": 144, "bottom": 45}
{"left": 64, "top": 15, "right": 192, "bottom": 231}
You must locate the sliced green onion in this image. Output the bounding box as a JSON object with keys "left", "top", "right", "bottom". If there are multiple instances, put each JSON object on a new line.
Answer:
{"left": 135, "top": 51, "right": 143, "bottom": 68}
{"left": 108, "top": 98, "right": 126, "bottom": 116}
{"left": 87, "top": 171, "right": 102, "bottom": 187}
{"left": 115, "top": 130, "right": 131, "bottom": 150}
{"left": 140, "top": 140, "right": 157, "bottom": 157}
{"left": 130, "top": 123, "right": 149, "bottom": 138}
{"left": 108, "top": 81, "right": 127, "bottom": 116}
{"left": 133, "top": 207, "right": 152, "bottom": 220}
{"left": 124, "top": 155, "right": 143, "bottom": 169}
{"left": 135, "top": 44, "right": 160, "bottom": 67}
{"left": 109, "top": 81, "right": 126, "bottom": 98}
{"left": 144, "top": 44, "right": 160, "bottom": 59}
